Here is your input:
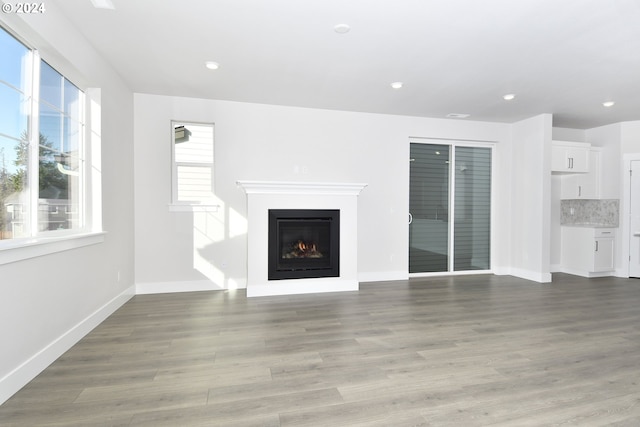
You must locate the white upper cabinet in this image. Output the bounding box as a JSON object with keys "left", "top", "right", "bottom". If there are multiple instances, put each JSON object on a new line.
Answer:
{"left": 560, "top": 148, "right": 601, "bottom": 199}
{"left": 551, "top": 141, "right": 590, "bottom": 173}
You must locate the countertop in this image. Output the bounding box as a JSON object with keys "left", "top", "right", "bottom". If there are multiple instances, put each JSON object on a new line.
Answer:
{"left": 561, "top": 223, "right": 618, "bottom": 228}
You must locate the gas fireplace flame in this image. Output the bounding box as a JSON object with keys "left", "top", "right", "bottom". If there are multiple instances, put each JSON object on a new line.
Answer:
{"left": 283, "top": 240, "right": 324, "bottom": 258}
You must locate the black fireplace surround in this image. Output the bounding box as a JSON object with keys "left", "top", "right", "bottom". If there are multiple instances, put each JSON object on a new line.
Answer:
{"left": 268, "top": 209, "right": 340, "bottom": 280}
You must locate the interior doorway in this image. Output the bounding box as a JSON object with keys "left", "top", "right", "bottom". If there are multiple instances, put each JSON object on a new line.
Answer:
{"left": 629, "top": 159, "right": 640, "bottom": 278}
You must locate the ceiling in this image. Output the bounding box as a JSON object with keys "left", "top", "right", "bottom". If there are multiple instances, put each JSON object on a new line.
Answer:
{"left": 57, "top": 0, "right": 640, "bottom": 129}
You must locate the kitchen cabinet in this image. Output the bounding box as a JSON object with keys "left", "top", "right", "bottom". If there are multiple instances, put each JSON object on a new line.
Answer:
{"left": 593, "top": 234, "right": 615, "bottom": 272}
{"left": 561, "top": 227, "right": 615, "bottom": 277}
{"left": 561, "top": 148, "right": 601, "bottom": 199}
{"left": 552, "top": 141, "right": 590, "bottom": 173}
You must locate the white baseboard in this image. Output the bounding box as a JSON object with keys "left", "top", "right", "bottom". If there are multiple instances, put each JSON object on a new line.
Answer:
{"left": 136, "top": 280, "right": 226, "bottom": 295}
{"left": 615, "top": 268, "right": 629, "bottom": 278}
{"left": 358, "top": 271, "right": 408, "bottom": 283}
{"left": 556, "top": 266, "right": 617, "bottom": 278}
{"left": 0, "top": 285, "right": 135, "bottom": 405}
{"left": 502, "top": 267, "right": 552, "bottom": 283}
{"left": 550, "top": 263, "right": 562, "bottom": 273}
{"left": 361, "top": 269, "right": 557, "bottom": 284}
{"left": 492, "top": 266, "right": 511, "bottom": 276}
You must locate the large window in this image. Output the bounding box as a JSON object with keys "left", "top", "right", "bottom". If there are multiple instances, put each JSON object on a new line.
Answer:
{"left": 0, "top": 26, "right": 86, "bottom": 241}
{"left": 0, "top": 26, "right": 29, "bottom": 240}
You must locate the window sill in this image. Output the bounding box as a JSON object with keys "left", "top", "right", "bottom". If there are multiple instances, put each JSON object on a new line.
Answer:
{"left": 0, "top": 232, "right": 106, "bottom": 266}
{"left": 168, "top": 204, "right": 220, "bottom": 213}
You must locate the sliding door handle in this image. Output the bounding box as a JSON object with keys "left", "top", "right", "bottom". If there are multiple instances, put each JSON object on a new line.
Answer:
{"left": 408, "top": 212, "right": 413, "bottom": 225}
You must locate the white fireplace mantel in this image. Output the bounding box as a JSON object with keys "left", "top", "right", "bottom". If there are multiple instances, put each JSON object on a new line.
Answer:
{"left": 237, "top": 181, "right": 367, "bottom": 196}
{"left": 238, "top": 180, "right": 367, "bottom": 297}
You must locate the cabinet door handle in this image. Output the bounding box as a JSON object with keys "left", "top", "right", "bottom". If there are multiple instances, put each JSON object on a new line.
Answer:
{"left": 578, "top": 185, "right": 582, "bottom": 197}
{"left": 595, "top": 241, "right": 599, "bottom": 252}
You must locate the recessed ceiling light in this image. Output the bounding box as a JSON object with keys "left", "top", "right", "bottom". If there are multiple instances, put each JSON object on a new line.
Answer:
{"left": 205, "top": 61, "right": 220, "bottom": 70}
{"left": 503, "top": 93, "right": 516, "bottom": 101}
{"left": 390, "top": 82, "right": 403, "bottom": 89}
{"left": 447, "top": 113, "right": 470, "bottom": 119}
{"left": 90, "top": 0, "right": 115, "bottom": 9}
{"left": 602, "top": 101, "right": 615, "bottom": 107}
{"left": 334, "top": 24, "right": 351, "bottom": 34}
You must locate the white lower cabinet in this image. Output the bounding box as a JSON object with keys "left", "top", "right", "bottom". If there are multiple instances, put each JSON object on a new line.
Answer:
{"left": 561, "top": 227, "right": 616, "bottom": 277}
{"left": 593, "top": 236, "right": 615, "bottom": 272}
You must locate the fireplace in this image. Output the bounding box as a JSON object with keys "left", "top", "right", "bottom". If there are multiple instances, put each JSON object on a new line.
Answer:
{"left": 237, "top": 180, "right": 366, "bottom": 297}
{"left": 268, "top": 209, "right": 340, "bottom": 280}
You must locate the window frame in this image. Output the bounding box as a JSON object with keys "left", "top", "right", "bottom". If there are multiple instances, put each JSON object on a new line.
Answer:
{"left": 0, "top": 24, "right": 103, "bottom": 265}
{"left": 169, "top": 120, "right": 219, "bottom": 213}
{"left": 33, "top": 57, "right": 86, "bottom": 236}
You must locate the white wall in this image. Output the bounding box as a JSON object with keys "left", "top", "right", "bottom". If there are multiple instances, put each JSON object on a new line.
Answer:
{"left": 549, "top": 174, "right": 562, "bottom": 270}
{"left": 552, "top": 127, "right": 586, "bottom": 142}
{"left": 133, "top": 94, "right": 514, "bottom": 291}
{"left": 0, "top": 7, "right": 135, "bottom": 403}
{"left": 587, "top": 123, "right": 622, "bottom": 199}
{"left": 508, "top": 114, "right": 553, "bottom": 282}
{"left": 620, "top": 121, "right": 640, "bottom": 154}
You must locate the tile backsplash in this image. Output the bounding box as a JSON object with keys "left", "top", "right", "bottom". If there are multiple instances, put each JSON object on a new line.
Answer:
{"left": 560, "top": 199, "right": 619, "bottom": 227}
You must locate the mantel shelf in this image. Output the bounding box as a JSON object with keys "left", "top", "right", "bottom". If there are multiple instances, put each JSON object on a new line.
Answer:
{"left": 237, "top": 180, "right": 368, "bottom": 196}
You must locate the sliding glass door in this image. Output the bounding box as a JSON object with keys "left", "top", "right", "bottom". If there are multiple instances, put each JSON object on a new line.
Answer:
{"left": 409, "top": 144, "right": 450, "bottom": 272}
{"left": 409, "top": 142, "right": 492, "bottom": 273}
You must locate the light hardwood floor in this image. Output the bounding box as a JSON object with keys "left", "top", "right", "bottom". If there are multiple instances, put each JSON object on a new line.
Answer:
{"left": 2, "top": 273, "right": 640, "bottom": 426}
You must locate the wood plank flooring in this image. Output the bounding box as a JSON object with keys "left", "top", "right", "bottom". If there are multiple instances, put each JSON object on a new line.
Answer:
{"left": 2, "top": 273, "right": 640, "bottom": 426}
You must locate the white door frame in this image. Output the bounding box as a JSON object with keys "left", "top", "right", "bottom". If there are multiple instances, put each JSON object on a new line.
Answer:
{"left": 621, "top": 153, "right": 640, "bottom": 277}
{"left": 408, "top": 138, "right": 496, "bottom": 276}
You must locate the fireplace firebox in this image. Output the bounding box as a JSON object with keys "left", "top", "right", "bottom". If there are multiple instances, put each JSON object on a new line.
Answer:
{"left": 268, "top": 209, "right": 340, "bottom": 280}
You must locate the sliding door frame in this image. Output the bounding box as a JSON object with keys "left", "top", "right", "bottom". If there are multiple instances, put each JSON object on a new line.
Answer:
{"left": 409, "top": 137, "right": 497, "bottom": 277}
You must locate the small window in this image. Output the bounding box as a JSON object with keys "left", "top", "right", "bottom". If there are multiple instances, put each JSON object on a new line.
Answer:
{"left": 171, "top": 121, "right": 215, "bottom": 206}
